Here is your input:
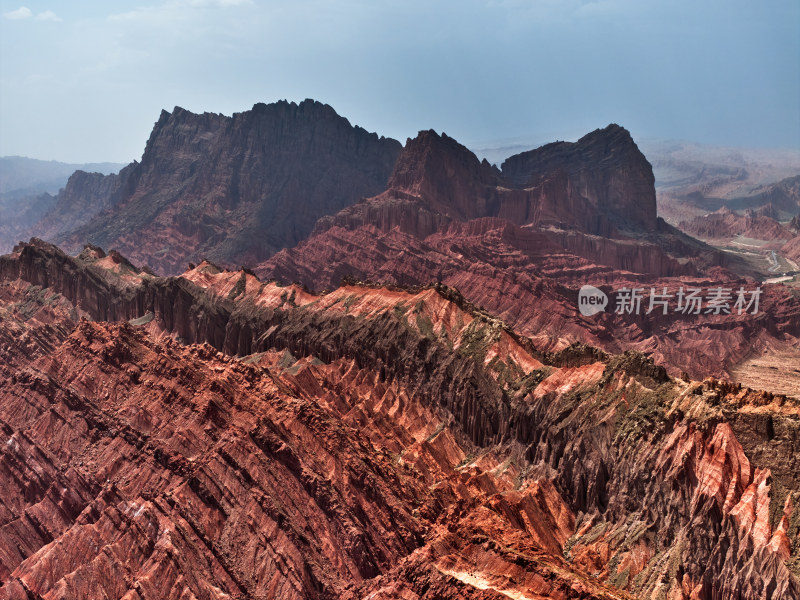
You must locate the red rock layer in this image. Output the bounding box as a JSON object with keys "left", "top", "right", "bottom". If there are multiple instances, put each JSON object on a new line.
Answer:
{"left": 256, "top": 218, "right": 800, "bottom": 382}
{"left": 2, "top": 241, "right": 799, "bottom": 599}
{"left": 0, "top": 318, "right": 627, "bottom": 599}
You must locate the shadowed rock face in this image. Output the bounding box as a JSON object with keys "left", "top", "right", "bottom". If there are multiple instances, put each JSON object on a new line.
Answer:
{"left": 39, "top": 100, "right": 401, "bottom": 274}
{"left": 33, "top": 108, "right": 696, "bottom": 281}
{"left": 501, "top": 124, "right": 658, "bottom": 234}
{"left": 1, "top": 240, "right": 799, "bottom": 599}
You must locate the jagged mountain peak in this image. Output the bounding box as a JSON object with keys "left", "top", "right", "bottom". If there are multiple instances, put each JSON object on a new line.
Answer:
{"left": 388, "top": 128, "right": 501, "bottom": 195}
{"left": 42, "top": 100, "right": 402, "bottom": 275}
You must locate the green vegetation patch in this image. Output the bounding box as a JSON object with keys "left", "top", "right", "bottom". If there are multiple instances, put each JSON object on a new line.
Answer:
{"left": 342, "top": 293, "right": 358, "bottom": 312}
{"left": 457, "top": 318, "right": 502, "bottom": 364}
{"left": 486, "top": 354, "right": 526, "bottom": 391}
{"left": 613, "top": 383, "right": 674, "bottom": 448}
{"left": 415, "top": 312, "right": 435, "bottom": 339}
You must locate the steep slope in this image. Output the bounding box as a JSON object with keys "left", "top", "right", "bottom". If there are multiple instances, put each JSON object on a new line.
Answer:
{"left": 304, "top": 126, "right": 722, "bottom": 279}
{"left": 501, "top": 124, "right": 658, "bottom": 234}
{"left": 39, "top": 100, "right": 401, "bottom": 274}
{"left": 1, "top": 240, "right": 799, "bottom": 599}
{"left": 319, "top": 125, "right": 662, "bottom": 240}
{"left": 314, "top": 129, "right": 541, "bottom": 238}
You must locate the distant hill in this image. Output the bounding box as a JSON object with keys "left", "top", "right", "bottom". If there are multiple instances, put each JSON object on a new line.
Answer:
{"left": 0, "top": 156, "right": 124, "bottom": 196}
{"left": 0, "top": 157, "right": 125, "bottom": 253}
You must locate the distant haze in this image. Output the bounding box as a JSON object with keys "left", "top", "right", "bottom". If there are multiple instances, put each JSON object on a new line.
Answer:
{"left": 0, "top": 156, "right": 124, "bottom": 196}
{"left": 1, "top": 0, "right": 798, "bottom": 163}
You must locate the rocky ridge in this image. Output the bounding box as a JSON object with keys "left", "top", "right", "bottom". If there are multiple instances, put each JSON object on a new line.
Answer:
{"left": 309, "top": 125, "right": 717, "bottom": 277}
{"left": 259, "top": 219, "right": 800, "bottom": 386}
{"left": 679, "top": 207, "right": 794, "bottom": 243}
{"left": 0, "top": 239, "right": 799, "bottom": 598}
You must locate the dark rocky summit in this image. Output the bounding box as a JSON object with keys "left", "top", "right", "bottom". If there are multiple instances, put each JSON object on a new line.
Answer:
{"left": 39, "top": 100, "right": 401, "bottom": 274}
{"left": 255, "top": 124, "right": 796, "bottom": 384}
{"left": 28, "top": 109, "right": 722, "bottom": 280}
{"left": 291, "top": 123, "right": 740, "bottom": 279}
{"left": 501, "top": 124, "right": 659, "bottom": 234}
{"left": 316, "top": 124, "right": 662, "bottom": 240}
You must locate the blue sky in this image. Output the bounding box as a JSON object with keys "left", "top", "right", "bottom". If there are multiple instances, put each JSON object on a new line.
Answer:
{"left": 1, "top": 0, "right": 798, "bottom": 163}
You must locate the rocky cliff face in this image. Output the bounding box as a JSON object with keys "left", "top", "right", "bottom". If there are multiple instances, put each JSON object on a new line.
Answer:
{"left": 316, "top": 125, "right": 660, "bottom": 241}
{"left": 302, "top": 124, "right": 727, "bottom": 291}
{"left": 1, "top": 240, "right": 798, "bottom": 599}
{"left": 38, "top": 100, "right": 401, "bottom": 274}
{"left": 501, "top": 124, "right": 658, "bottom": 234}
{"left": 313, "top": 130, "right": 537, "bottom": 239}
{"left": 243, "top": 120, "right": 792, "bottom": 386}
{"left": 16, "top": 104, "right": 755, "bottom": 286}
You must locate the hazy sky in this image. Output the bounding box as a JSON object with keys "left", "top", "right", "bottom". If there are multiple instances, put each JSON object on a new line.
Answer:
{"left": 1, "top": 0, "right": 798, "bottom": 163}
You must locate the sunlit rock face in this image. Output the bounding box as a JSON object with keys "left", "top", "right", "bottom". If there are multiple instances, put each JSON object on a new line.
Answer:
{"left": 0, "top": 240, "right": 798, "bottom": 599}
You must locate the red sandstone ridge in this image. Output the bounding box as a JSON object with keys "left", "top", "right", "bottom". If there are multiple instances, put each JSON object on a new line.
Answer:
{"left": 257, "top": 223, "right": 799, "bottom": 386}
{"left": 1, "top": 240, "right": 800, "bottom": 599}
{"left": 679, "top": 206, "right": 795, "bottom": 243}
{"left": 31, "top": 105, "right": 739, "bottom": 281}
{"left": 22, "top": 100, "right": 401, "bottom": 274}
{"left": 311, "top": 124, "right": 714, "bottom": 271}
